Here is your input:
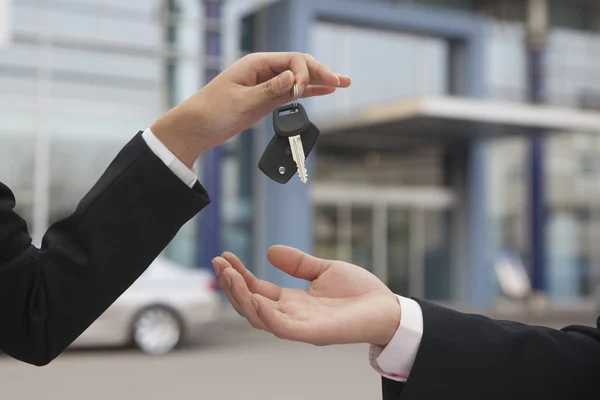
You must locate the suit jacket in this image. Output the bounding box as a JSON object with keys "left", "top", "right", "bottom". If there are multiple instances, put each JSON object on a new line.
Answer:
{"left": 0, "top": 132, "right": 210, "bottom": 366}
{"left": 383, "top": 300, "right": 600, "bottom": 399}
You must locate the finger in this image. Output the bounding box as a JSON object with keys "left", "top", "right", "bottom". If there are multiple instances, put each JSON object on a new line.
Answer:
{"left": 289, "top": 53, "right": 310, "bottom": 97}
{"left": 250, "top": 52, "right": 350, "bottom": 88}
{"left": 302, "top": 54, "right": 351, "bottom": 88}
{"left": 301, "top": 85, "right": 337, "bottom": 98}
{"left": 267, "top": 245, "right": 331, "bottom": 282}
{"left": 258, "top": 70, "right": 295, "bottom": 102}
{"left": 306, "top": 74, "right": 351, "bottom": 88}
{"left": 302, "top": 54, "right": 339, "bottom": 89}
{"left": 252, "top": 294, "right": 315, "bottom": 343}
{"left": 225, "top": 268, "right": 268, "bottom": 331}
{"left": 251, "top": 294, "right": 287, "bottom": 338}
{"left": 271, "top": 85, "right": 337, "bottom": 108}
{"left": 218, "top": 273, "right": 244, "bottom": 316}
{"left": 336, "top": 75, "right": 352, "bottom": 88}
{"left": 221, "top": 252, "right": 282, "bottom": 301}
{"left": 213, "top": 257, "right": 245, "bottom": 317}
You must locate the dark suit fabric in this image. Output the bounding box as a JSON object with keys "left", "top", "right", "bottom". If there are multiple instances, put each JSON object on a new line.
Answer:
{"left": 0, "top": 132, "right": 210, "bottom": 365}
{"left": 383, "top": 300, "right": 600, "bottom": 399}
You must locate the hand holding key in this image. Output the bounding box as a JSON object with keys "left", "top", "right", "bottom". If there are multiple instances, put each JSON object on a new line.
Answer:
{"left": 151, "top": 52, "right": 351, "bottom": 168}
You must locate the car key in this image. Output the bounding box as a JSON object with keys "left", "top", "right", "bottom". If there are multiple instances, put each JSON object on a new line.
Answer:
{"left": 273, "top": 84, "right": 310, "bottom": 183}
{"left": 258, "top": 122, "right": 320, "bottom": 184}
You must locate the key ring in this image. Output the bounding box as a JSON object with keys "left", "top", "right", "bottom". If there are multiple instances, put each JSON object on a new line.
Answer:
{"left": 290, "top": 83, "right": 299, "bottom": 109}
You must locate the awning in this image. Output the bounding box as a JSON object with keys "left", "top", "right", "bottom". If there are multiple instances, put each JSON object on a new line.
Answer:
{"left": 313, "top": 96, "right": 600, "bottom": 151}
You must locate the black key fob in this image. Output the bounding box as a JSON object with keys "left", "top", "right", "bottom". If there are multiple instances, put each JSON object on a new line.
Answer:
{"left": 273, "top": 103, "right": 311, "bottom": 138}
{"left": 258, "top": 123, "right": 320, "bottom": 184}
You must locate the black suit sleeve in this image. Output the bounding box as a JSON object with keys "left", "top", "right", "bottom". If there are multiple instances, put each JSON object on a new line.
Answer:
{"left": 383, "top": 300, "right": 600, "bottom": 400}
{"left": 0, "top": 132, "right": 210, "bottom": 366}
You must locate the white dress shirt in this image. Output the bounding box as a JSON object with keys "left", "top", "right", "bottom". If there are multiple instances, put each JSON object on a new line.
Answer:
{"left": 143, "top": 127, "right": 424, "bottom": 381}
{"left": 142, "top": 128, "right": 198, "bottom": 188}
{"left": 369, "top": 296, "right": 424, "bottom": 381}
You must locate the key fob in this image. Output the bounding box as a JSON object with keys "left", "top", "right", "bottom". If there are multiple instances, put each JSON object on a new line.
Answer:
{"left": 258, "top": 123, "right": 320, "bottom": 184}
{"left": 273, "top": 103, "right": 311, "bottom": 138}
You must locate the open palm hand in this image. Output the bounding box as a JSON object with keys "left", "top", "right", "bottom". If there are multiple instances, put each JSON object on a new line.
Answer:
{"left": 212, "top": 246, "right": 401, "bottom": 347}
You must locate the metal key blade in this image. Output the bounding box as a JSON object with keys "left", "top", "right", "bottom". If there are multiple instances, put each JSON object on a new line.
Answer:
{"left": 288, "top": 135, "right": 307, "bottom": 183}
{"left": 258, "top": 123, "right": 320, "bottom": 184}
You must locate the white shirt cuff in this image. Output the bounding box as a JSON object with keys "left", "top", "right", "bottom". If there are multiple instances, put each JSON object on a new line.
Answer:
{"left": 369, "top": 296, "right": 424, "bottom": 382}
{"left": 142, "top": 128, "right": 198, "bottom": 188}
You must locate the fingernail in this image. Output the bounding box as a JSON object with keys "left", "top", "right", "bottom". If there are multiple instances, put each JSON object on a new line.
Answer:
{"left": 224, "top": 273, "right": 232, "bottom": 289}
{"left": 336, "top": 76, "right": 341, "bottom": 86}
{"left": 250, "top": 297, "right": 259, "bottom": 311}
{"left": 212, "top": 260, "right": 221, "bottom": 276}
{"left": 298, "top": 84, "right": 306, "bottom": 97}
{"left": 280, "top": 70, "right": 294, "bottom": 89}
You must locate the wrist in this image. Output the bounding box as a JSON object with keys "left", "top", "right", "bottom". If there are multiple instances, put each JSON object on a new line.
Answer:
{"left": 374, "top": 293, "right": 401, "bottom": 347}
{"left": 151, "top": 109, "right": 206, "bottom": 169}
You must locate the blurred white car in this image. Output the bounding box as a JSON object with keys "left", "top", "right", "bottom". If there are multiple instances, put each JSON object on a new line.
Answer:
{"left": 70, "top": 257, "right": 221, "bottom": 355}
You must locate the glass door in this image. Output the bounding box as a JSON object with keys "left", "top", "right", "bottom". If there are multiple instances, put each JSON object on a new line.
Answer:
{"left": 387, "top": 208, "right": 411, "bottom": 295}
{"left": 313, "top": 184, "right": 456, "bottom": 299}
{"left": 351, "top": 207, "right": 374, "bottom": 272}
{"left": 314, "top": 205, "right": 340, "bottom": 261}
{"left": 314, "top": 204, "right": 375, "bottom": 271}
{"left": 423, "top": 209, "right": 453, "bottom": 300}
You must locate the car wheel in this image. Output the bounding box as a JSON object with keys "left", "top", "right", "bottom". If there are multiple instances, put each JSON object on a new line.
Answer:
{"left": 132, "top": 306, "right": 182, "bottom": 355}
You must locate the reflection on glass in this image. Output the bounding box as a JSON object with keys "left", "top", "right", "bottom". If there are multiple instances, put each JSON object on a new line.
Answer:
{"left": 352, "top": 207, "right": 373, "bottom": 271}
{"left": 547, "top": 211, "right": 580, "bottom": 300}
{"left": 424, "top": 210, "right": 452, "bottom": 300}
{"left": 388, "top": 208, "right": 410, "bottom": 295}
{"left": 545, "top": 208, "right": 600, "bottom": 300}
{"left": 488, "top": 137, "right": 529, "bottom": 300}
{"left": 314, "top": 205, "right": 339, "bottom": 261}
{"left": 546, "top": 132, "right": 600, "bottom": 300}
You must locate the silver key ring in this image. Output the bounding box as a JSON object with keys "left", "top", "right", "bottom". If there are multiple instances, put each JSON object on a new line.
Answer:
{"left": 290, "top": 83, "right": 299, "bottom": 109}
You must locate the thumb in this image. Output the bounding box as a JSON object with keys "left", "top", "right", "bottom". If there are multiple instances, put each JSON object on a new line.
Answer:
{"left": 267, "top": 245, "right": 330, "bottom": 281}
{"left": 256, "top": 70, "right": 295, "bottom": 104}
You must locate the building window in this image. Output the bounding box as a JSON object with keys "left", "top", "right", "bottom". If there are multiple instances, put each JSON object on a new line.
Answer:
{"left": 550, "top": 0, "right": 600, "bottom": 32}
{"left": 206, "top": 31, "right": 221, "bottom": 56}
{"left": 206, "top": 1, "right": 222, "bottom": 19}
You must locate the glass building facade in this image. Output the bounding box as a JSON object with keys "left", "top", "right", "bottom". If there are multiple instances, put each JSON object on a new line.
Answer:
{"left": 224, "top": 0, "right": 600, "bottom": 304}
{"left": 0, "top": 0, "right": 202, "bottom": 257}
{"left": 2, "top": 0, "right": 600, "bottom": 307}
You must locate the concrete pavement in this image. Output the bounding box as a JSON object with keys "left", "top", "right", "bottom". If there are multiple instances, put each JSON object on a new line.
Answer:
{"left": 2, "top": 304, "right": 596, "bottom": 400}
{"left": 0, "top": 313, "right": 381, "bottom": 400}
